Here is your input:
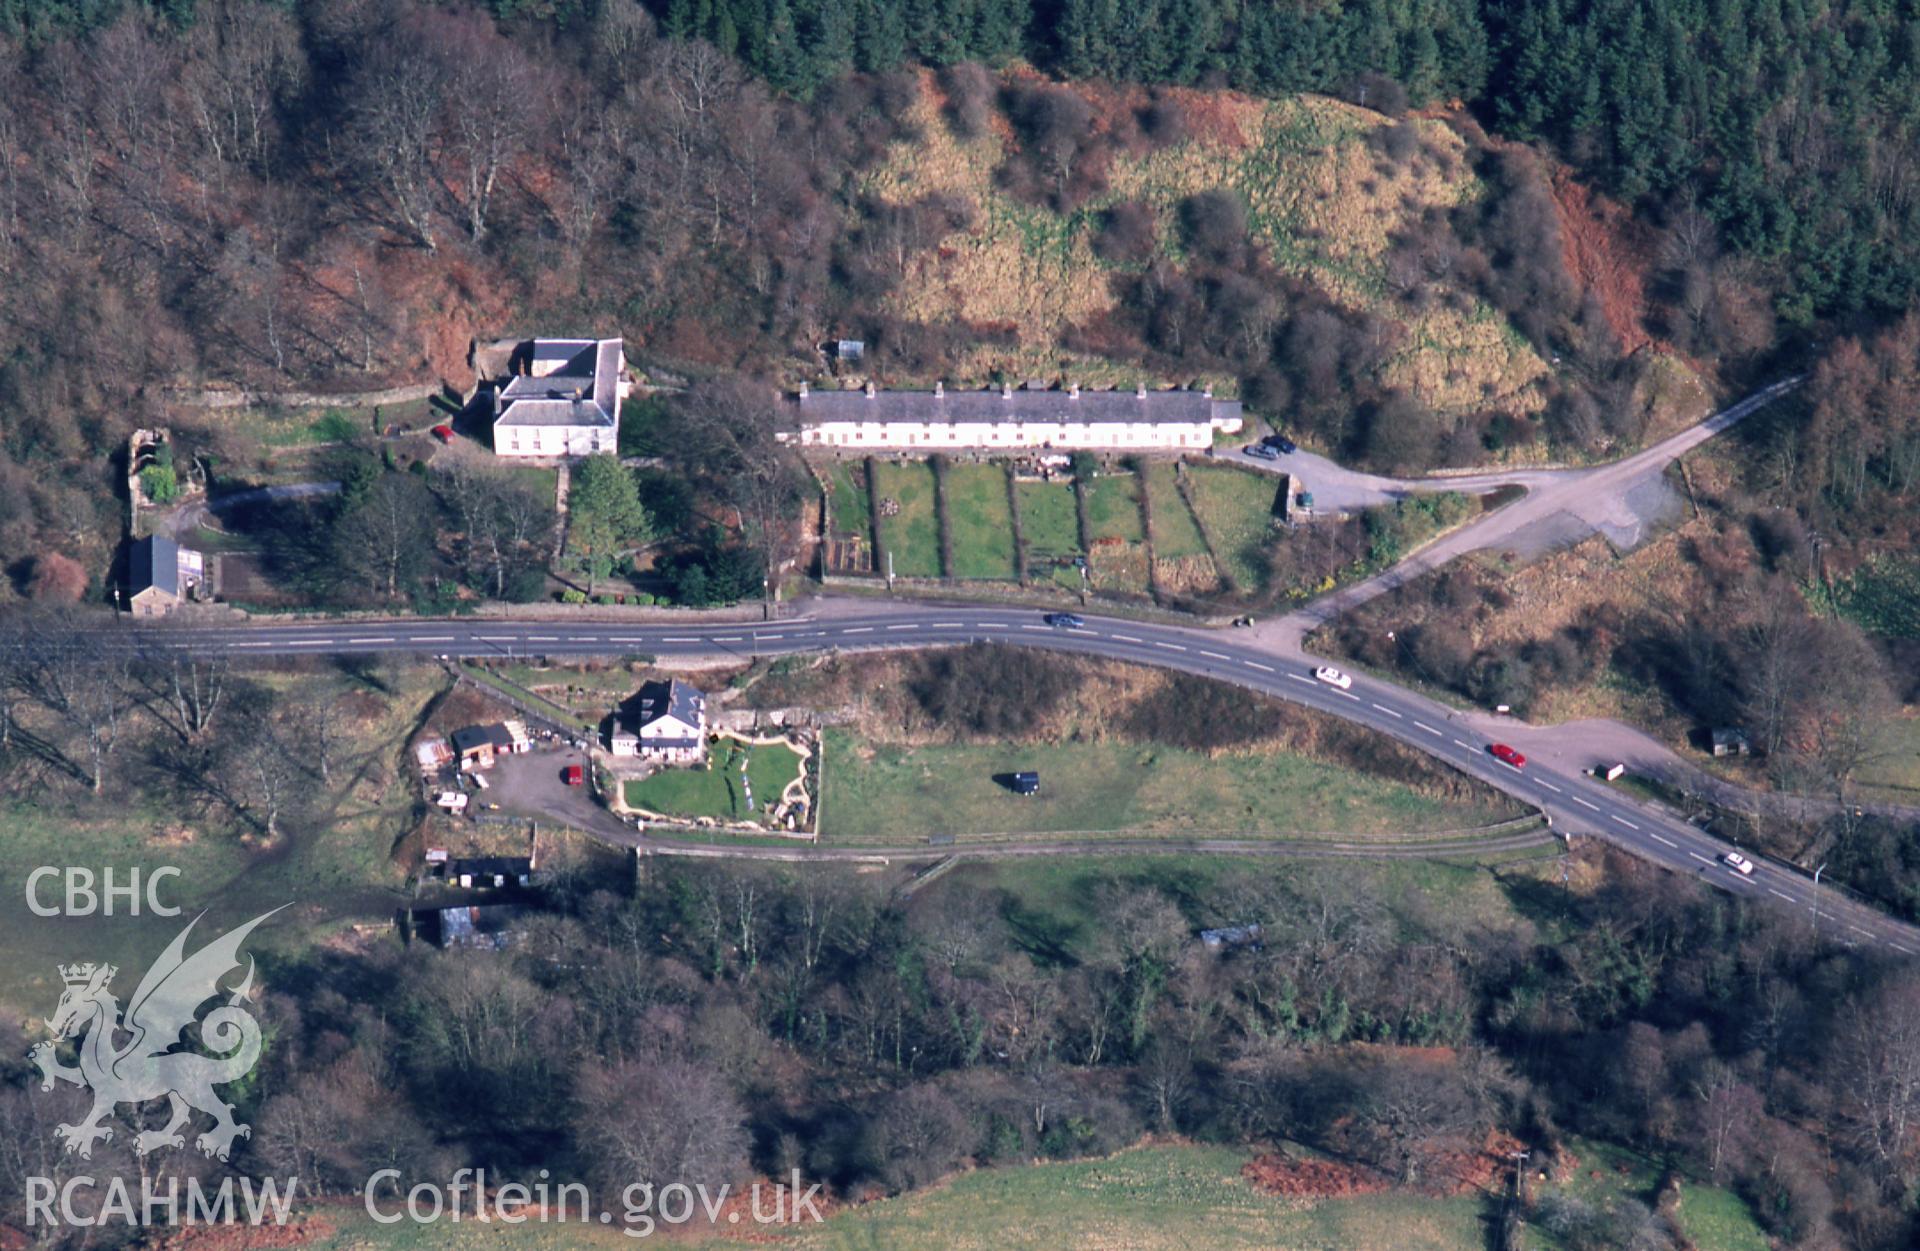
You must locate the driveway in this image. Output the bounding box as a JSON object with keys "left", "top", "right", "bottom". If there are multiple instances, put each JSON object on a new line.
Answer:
{"left": 484, "top": 743, "right": 616, "bottom": 832}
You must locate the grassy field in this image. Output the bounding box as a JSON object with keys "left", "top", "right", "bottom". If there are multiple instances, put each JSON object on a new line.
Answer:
{"left": 943, "top": 462, "right": 1018, "bottom": 579}
{"left": 1084, "top": 473, "right": 1146, "bottom": 542}
{"left": 1857, "top": 714, "right": 1920, "bottom": 802}
{"left": 1184, "top": 464, "right": 1284, "bottom": 590}
{"left": 819, "top": 730, "right": 1519, "bottom": 844}
{"left": 623, "top": 739, "right": 806, "bottom": 823}
{"left": 1014, "top": 478, "right": 1083, "bottom": 588}
{"left": 823, "top": 458, "right": 871, "bottom": 536}
{"left": 1142, "top": 462, "right": 1222, "bottom": 595}
{"left": 872, "top": 460, "right": 941, "bottom": 577}
{"left": 788, "top": 1144, "right": 1484, "bottom": 1251}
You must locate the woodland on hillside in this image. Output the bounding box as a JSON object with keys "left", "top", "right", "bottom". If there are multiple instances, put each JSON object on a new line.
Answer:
{"left": 3, "top": 0, "right": 1913, "bottom": 604}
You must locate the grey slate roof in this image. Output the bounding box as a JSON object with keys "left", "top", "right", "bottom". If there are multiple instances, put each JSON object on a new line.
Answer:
{"left": 129, "top": 535, "right": 181, "bottom": 596}
{"left": 497, "top": 339, "right": 621, "bottom": 428}
{"left": 637, "top": 678, "right": 705, "bottom": 730}
{"left": 794, "top": 386, "right": 1241, "bottom": 427}
{"left": 452, "top": 723, "right": 517, "bottom": 754}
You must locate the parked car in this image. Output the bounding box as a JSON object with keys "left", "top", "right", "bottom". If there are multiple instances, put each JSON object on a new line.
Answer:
{"left": 1232, "top": 615, "right": 1256, "bottom": 628}
{"left": 1044, "top": 612, "right": 1085, "bottom": 629}
{"left": 472, "top": 772, "right": 490, "bottom": 790}
{"left": 1313, "top": 666, "right": 1353, "bottom": 690}
{"left": 1264, "top": 434, "right": 1297, "bottom": 453}
{"left": 431, "top": 424, "right": 455, "bottom": 443}
{"left": 1243, "top": 443, "right": 1278, "bottom": 461}
{"left": 1722, "top": 851, "right": 1755, "bottom": 875}
{"left": 1011, "top": 771, "right": 1040, "bottom": 796}
{"left": 563, "top": 764, "right": 585, "bottom": 786}
{"left": 1489, "top": 743, "right": 1527, "bottom": 769}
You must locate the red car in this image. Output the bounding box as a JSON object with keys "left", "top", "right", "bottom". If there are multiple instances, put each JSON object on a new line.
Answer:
{"left": 1489, "top": 743, "right": 1527, "bottom": 769}
{"left": 431, "top": 424, "right": 456, "bottom": 443}
{"left": 563, "top": 764, "right": 584, "bottom": 786}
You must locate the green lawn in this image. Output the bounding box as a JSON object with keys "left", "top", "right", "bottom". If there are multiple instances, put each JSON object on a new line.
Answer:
{"left": 823, "top": 459, "right": 871, "bottom": 537}
{"left": 1184, "top": 464, "right": 1284, "bottom": 590}
{"left": 1083, "top": 472, "right": 1146, "bottom": 541}
{"left": 1857, "top": 714, "right": 1920, "bottom": 802}
{"left": 624, "top": 740, "right": 806, "bottom": 824}
{"left": 1143, "top": 462, "right": 1209, "bottom": 559}
{"left": 1015, "top": 479, "right": 1082, "bottom": 587}
{"left": 943, "top": 463, "right": 1018, "bottom": 579}
{"left": 872, "top": 460, "right": 941, "bottom": 577}
{"left": 819, "top": 730, "right": 1519, "bottom": 844}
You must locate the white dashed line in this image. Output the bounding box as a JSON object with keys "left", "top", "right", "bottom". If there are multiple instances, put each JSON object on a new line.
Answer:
{"left": 1334, "top": 689, "right": 1360, "bottom": 701}
{"left": 1245, "top": 661, "right": 1274, "bottom": 672}
{"left": 844, "top": 627, "right": 873, "bottom": 635}
{"left": 1649, "top": 834, "right": 1677, "bottom": 848}
{"left": 1769, "top": 889, "right": 1794, "bottom": 901}
{"left": 477, "top": 635, "right": 516, "bottom": 642}
{"left": 887, "top": 624, "right": 919, "bottom": 631}
{"left": 714, "top": 636, "right": 743, "bottom": 642}
{"left": 1113, "top": 634, "right": 1144, "bottom": 643}
{"left": 1200, "top": 650, "right": 1229, "bottom": 660}
{"left": 1894, "top": 944, "right": 1916, "bottom": 955}
{"left": 1453, "top": 739, "right": 1474, "bottom": 750}
{"left": 347, "top": 637, "right": 395, "bottom": 644}
{"left": 981, "top": 622, "right": 1009, "bottom": 629}
{"left": 1852, "top": 925, "right": 1873, "bottom": 937}
{"left": 233, "top": 641, "right": 272, "bottom": 648}
{"left": 409, "top": 635, "right": 454, "bottom": 642}
{"left": 1536, "top": 780, "right": 1561, "bottom": 793}
{"left": 1414, "top": 722, "right": 1442, "bottom": 736}
{"left": 1020, "top": 624, "right": 1050, "bottom": 631}
{"left": 1689, "top": 852, "right": 1713, "bottom": 865}
{"left": 1371, "top": 703, "right": 1403, "bottom": 718}
{"left": 526, "top": 635, "right": 558, "bottom": 642}
{"left": 1285, "top": 673, "right": 1314, "bottom": 684}
{"left": 931, "top": 622, "right": 964, "bottom": 628}
{"left": 1609, "top": 814, "right": 1640, "bottom": 830}
{"left": 663, "top": 637, "right": 698, "bottom": 643}
{"left": 610, "top": 637, "right": 646, "bottom": 643}
{"left": 1574, "top": 797, "right": 1600, "bottom": 811}
{"left": 762, "top": 633, "right": 785, "bottom": 639}
{"left": 1156, "top": 642, "right": 1187, "bottom": 652}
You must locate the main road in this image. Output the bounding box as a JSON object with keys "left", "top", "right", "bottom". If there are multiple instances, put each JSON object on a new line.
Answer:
{"left": 109, "top": 597, "right": 1920, "bottom": 955}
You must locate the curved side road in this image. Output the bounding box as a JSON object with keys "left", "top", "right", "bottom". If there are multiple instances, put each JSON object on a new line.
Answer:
{"left": 96, "top": 601, "right": 1920, "bottom": 956}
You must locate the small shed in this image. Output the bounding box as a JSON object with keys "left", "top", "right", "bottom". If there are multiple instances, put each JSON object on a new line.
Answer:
{"left": 1711, "top": 727, "right": 1751, "bottom": 757}
{"left": 834, "top": 339, "right": 865, "bottom": 361}
{"left": 1011, "top": 771, "right": 1040, "bottom": 796}
{"left": 1200, "top": 923, "right": 1264, "bottom": 953}
{"left": 430, "top": 904, "right": 532, "bottom": 950}
{"left": 446, "top": 856, "right": 533, "bottom": 889}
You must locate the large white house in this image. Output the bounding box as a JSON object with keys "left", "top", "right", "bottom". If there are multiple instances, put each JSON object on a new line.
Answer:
{"left": 778, "top": 381, "right": 1243, "bottom": 451}
{"left": 492, "top": 338, "right": 626, "bottom": 458}
{"left": 609, "top": 679, "right": 708, "bottom": 764}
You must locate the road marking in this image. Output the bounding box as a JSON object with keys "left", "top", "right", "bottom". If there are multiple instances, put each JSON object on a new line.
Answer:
{"left": 409, "top": 635, "right": 455, "bottom": 642}
{"left": 1245, "top": 661, "right": 1274, "bottom": 672}
{"left": 1113, "top": 634, "right": 1144, "bottom": 643}
{"left": 981, "top": 622, "right": 1008, "bottom": 629}
{"left": 610, "top": 637, "right": 647, "bottom": 643}
{"left": 1453, "top": 738, "right": 1474, "bottom": 750}
{"left": 1770, "top": 889, "right": 1795, "bottom": 901}
{"left": 762, "top": 632, "right": 785, "bottom": 639}
{"left": 1852, "top": 925, "right": 1873, "bottom": 937}
{"left": 1200, "top": 650, "right": 1229, "bottom": 660}
{"left": 1574, "top": 797, "right": 1600, "bottom": 811}
{"left": 931, "top": 621, "right": 963, "bottom": 627}
{"left": 233, "top": 641, "right": 272, "bottom": 648}
{"left": 1650, "top": 833, "right": 1677, "bottom": 848}
{"left": 526, "top": 635, "right": 558, "bottom": 642}
{"left": 887, "top": 624, "right": 919, "bottom": 631}
{"left": 1414, "top": 722, "right": 1442, "bottom": 736}
{"left": 347, "top": 636, "right": 395, "bottom": 644}
{"left": 663, "top": 637, "right": 699, "bottom": 643}
{"left": 1610, "top": 814, "right": 1640, "bottom": 830}
{"left": 713, "top": 635, "right": 743, "bottom": 642}
{"left": 1894, "top": 944, "right": 1916, "bottom": 955}
{"left": 1334, "top": 689, "right": 1360, "bottom": 701}
{"left": 1536, "top": 780, "right": 1562, "bottom": 793}
{"left": 477, "top": 635, "right": 517, "bottom": 642}
{"left": 1156, "top": 642, "right": 1186, "bottom": 651}
{"left": 1371, "top": 703, "right": 1403, "bottom": 718}
{"left": 1689, "top": 852, "right": 1714, "bottom": 865}
{"left": 1020, "top": 624, "right": 1050, "bottom": 631}
{"left": 571, "top": 636, "right": 600, "bottom": 642}
{"left": 844, "top": 627, "right": 873, "bottom": 634}
{"left": 1285, "top": 673, "right": 1314, "bottom": 684}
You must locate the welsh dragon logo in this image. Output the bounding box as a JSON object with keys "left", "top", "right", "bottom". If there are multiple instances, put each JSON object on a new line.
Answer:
{"left": 29, "top": 907, "right": 282, "bottom": 1162}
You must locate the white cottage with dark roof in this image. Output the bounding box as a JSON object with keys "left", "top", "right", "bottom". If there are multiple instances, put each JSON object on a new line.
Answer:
{"left": 610, "top": 679, "right": 708, "bottom": 764}
{"left": 778, "top": 381, "right": 1243, "bottom": 451}
{"left": 492, "top": 338, "right": 627, "bottom": 458}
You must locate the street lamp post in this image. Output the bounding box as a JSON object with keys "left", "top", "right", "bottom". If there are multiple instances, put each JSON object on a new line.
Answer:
{"left": 1812, "top": 863, "right": 1826, "bottom": 935}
